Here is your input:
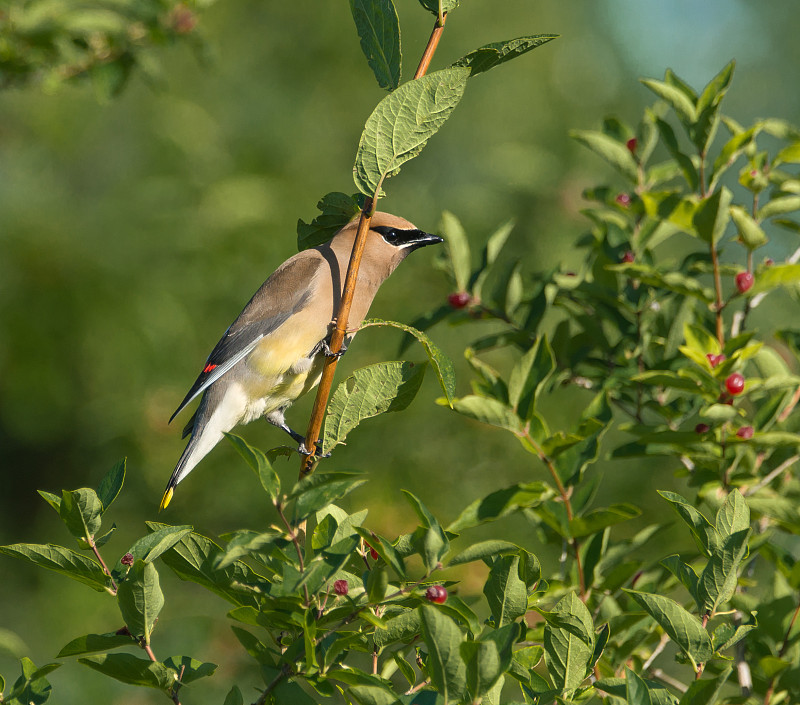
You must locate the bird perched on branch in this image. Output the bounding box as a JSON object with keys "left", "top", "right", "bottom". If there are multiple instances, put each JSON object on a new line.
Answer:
{"left": 161, "top": 212, "right": 443, "bottom": 509}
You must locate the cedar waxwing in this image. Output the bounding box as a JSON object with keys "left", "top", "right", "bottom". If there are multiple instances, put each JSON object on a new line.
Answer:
{"left": 161, "top": 212, "right": 443, "bottom": 509}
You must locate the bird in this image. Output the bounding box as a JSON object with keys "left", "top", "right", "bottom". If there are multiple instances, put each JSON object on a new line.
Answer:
{"left": 160, "top": 211, "right": 443, "bottom": 509}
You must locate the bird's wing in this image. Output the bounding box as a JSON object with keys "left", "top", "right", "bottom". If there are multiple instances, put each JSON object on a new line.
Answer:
{"left": 170, "top": 253, "right": 324, "bottom": 423}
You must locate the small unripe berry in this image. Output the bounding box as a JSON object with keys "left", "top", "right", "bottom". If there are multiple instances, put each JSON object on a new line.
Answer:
{"left": 121, "top": 553, "right": 134, "bottom": 566}
{"left": 448, "top": 292, "right": 471, "bottom": 309}
{"left": 615, "top": 193, "right": 631, "bottom": 208}
{"left": 626, "top": 137, "right": 638, "bottom": 154}
{"left": 334, "top": 579, "right": 349, "bottom": 596}
{"left": 695, "top": 423, "right": 710, "bottom": 434}
{"left": 736, "top": 426, "right": 754, "bottom": 440}
{"left": 725, "top": 373, "right": 745, "bottom": 395}
{"left": 706, "top": 353, "right": 726, "bottom": 368}
{"left": 735, "top": 272, "right": 754, "bottom": 294}
{"left": 425, "top": 585, "right": 448, "bottom": 604}
{"left": 621, "top": 250, "right": 635, "bottom": 263}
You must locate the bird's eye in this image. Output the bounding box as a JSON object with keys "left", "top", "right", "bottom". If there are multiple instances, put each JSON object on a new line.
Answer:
{"left": 373, "top": 225, "right": 400, "bottom": 245}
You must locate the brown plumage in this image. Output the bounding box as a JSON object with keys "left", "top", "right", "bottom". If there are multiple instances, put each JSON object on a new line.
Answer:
{"left": 161, "top": 212, "right": 442, "bottom": 508}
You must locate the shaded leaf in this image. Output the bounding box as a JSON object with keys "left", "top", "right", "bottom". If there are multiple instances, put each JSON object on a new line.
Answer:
{"left": 297, "top": 192, "right": 361, "bottom": 250}
{"left": 96, "top": 459, "right": 126, "bottom": 512}
{"left": 0, "top": 543, "right": 109, "bottom": 592}
{"left": 454, "top": 35, "right": 557, "bottom": 77}
{"left": 350, "top": 0, "right": 401, "bottom": 91}
{"left": 225, "top": 433, "right": 280, "bottom": 502}
{"left": 78, "top": 653, "right": 174, "bottom": 690}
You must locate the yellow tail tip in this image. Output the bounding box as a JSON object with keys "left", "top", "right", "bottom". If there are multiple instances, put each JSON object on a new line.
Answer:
{"left": 159, "top": 487, "right": 174, "bottom": 511}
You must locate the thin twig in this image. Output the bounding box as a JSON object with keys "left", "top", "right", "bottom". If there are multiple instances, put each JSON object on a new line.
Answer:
{"left": 414, "top": 14, "right": 447, "bottom": 79}
{"left": 744, "top": 455, "right": 799, "bottom": 497}
{"left": 650, "top": 669, "right": 688, "bottom": 694}
{"left": 276, "top": 501, "right": 310, "bottom": 605}
{"left": 88, "top": 537, "right": 118, "bottom": 593}
{"left": 521, "top": 428, "right": 587, "bottom": 598}
{"left": 763, "top": 599, "right": 800, "bottom": 705}
{"left": 254, "top": 664, "right": 292, "bottom": 705}
{"left": 405, "top": 678, "right": 431, "bottom": 696}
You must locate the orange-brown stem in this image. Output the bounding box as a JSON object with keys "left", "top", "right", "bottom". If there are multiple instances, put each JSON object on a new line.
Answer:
{"left": 414, "top": 14, "right": 447, "bottom": 79}
{"left": 299, "top": 14, "right": 448, "bottom": 479}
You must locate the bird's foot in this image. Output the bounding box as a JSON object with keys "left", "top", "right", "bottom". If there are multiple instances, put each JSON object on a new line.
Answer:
{"left": 298, "top": 440, "right": 331, "bottom": 458}
{"left": 321, "top": 339, "right": 348, "bottom": 359}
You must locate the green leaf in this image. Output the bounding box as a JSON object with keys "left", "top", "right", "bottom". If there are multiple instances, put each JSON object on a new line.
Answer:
{"left": 60, "top": 488, "right": 103, "bottom": 541}
{"left": 57, "top": 632, "right": 136, "bottom": 658}
{"left": 483, "top": 555, "right": 527, "bottom": 626}
{"left": 624, "top": 590, "right": 713, "bottom": 665}
{"left": 223, "top": 685, "right": 244, "bottom": 705}
{"left": 289, "top": 472, "right": 368, "bottom": 520}
{"left": 641, "top": 76, "right": 696, "bottom": 123}
{"left": 0, "top": 543, "right": 109, "bottom": 591}
{"left": 461, "top": 624, "right": 518, "bottom": 698}
{"left": 37, "top": 490, "right": 62, "bottom": 513}
{"left": 419, "top": 605, "right": 467, "bottom": 703}
{"left": 96, "top": 459, "right": 126, "bottom": 512}
{"left": 374, "top": 609, "right": 421, "bottom": 649}
{"left": 626, "top": 666, "right": 653, "bottom": 705}
{"left": 163, "top": 656, "right": 217, "bottom": 685}
{"left": 438, "top": 209, "right": 471, "bottom": 291}
{"left": 447, "top": 482, "right": 551, "bottom": 532}
{"left": 569, "top": 504, "right": 641, "bottom": 538}
{"left": 447, "top": 540, "right": 521, "bottom": 567}
{"left": 116, "top": 525, "right": 193, "bottom": 573}
{"left": 730, "top": 205, "right": 767, "bottom": 249}
{"left": 661, "top": 555, "right": 700, "bottom": 607}
{"left": 757, "top": 195, "right": 800, "bottom": 220}
{"left": 543, "top": 592, "right": 594, "bottom": 694}
{"left": 78, "top": 653, "right": 174, "bottom": 690}
{"left": 450, "top": 395, "right": 521, "bottom": 433}
{"left": 6, "top": 657, "right": 60, "bottom": 705}
{"left": 658, "top": 491, "right": 719, "bottom": 555}
{"left": 145, "top": 523, "right": 261, "bottom": 607}
{"left": 570, "top": 130, "right": 638, "bottom": 182}
{"left": 750, "top": 263, "right": 800, "bottom": 295}
{"left": 417, "top": 0, "right": 460, "bottom": 16}
{"left": 225, "top": 433, "right": 280, "bottom": 502}
{"left": 596, "top": 677, "right": 679, "bottom": 705}
{"left": 454, "top": 35, "right": 558, "bottom": 77}
{"left": 508, "top": 336, "right": 555, "bottom": 421}
{"left": 214, "top": 530, "right": 280, "bottom": 570}
{"left": 697, "top": 529, "right": 750, "bottom": 613}
{"left": 354, "top": 67, "right": 470, "bottom": 197}
{"left": 297, "top": 192, "right": 362, "bottom": 250}
{"left": 693, "top": 187, "right": 733, "bottom": 245}
{"left": 678, "top": 665, "right": 732, "bottom": 705}
{"left": 716, "top": 489, "right": 750, "bottom": 537}
{"left": 367, "top": 564, "right": 389, "bottom": 603}
{"left": 655, "top": 118, "right": 698, "bottom": 190}
{"left": 360, "top": 319, "right": 456, "bottom": 407}
{"left": 691, "top": 61, "right": 734, "bottom": 152}
{"left": 350, "top": 0, "right": 401, "bottom": 91}
{"left": 322, "top": 361, "right": 426, "bottom": 452}
{"left": 116, "top": 560, "right": 164, "bottom": 644}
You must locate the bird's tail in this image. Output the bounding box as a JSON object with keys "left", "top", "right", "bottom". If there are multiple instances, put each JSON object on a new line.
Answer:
{"left": 160, "top": 390, "right": 231, "bottom": 510}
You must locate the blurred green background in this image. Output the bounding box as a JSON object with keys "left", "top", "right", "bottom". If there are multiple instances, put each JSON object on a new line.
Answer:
{"left": 2, "top": 0, "right": 799, "bottom": 701}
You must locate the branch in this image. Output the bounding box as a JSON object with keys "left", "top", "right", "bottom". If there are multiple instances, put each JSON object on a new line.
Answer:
{"left": 299, "top": 13, "right": 449, "bottom": 479}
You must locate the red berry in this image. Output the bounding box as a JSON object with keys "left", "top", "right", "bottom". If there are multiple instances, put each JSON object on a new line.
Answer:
{"left": 736, "top": 426, "right": 754, "bottom": 440}
{"left": 334, "top": 579, "right": 348, "bottom": 596}
{"left": 735, "top": 272, "right": 754, "bottom": 294}
{"left": 725, "top": 373, "right": 745, "bottom": 395}
{"left": 765, "top": 258, "right": 774, "bottom": 267}
{"left": 621, "top": 250, "right": 635, "bottom": 263}
{"left": 626, "top": 137, "right": 638, "bottom": 154}
{"left": 448, "top": 292, "right": 471, "bottom": 309}
{"left": 615, "top": 193, "right": 631, "bottom": 208}
{"left": 121, "top": 553, "right": 134, "bottom": 566}
{"left": 706, "top": 353, "right": 726, "bottom": 368}
{"left": 695, "top": 423, "right": 710, "bottom": 434}
{"left": 425, "top": 585, "right": 448, "bottom": 604}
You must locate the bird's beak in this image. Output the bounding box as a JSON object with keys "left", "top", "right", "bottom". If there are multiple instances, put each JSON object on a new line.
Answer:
{"left": 402, "top": 230, "right": 444, "bottom": 250}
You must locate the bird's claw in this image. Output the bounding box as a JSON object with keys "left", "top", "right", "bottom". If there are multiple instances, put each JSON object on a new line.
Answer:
{"left": 321, "top": 340, "right": 347, "bottom": 359}
{"left": 298, "top": 440, "right": 331, "bottom": 458}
